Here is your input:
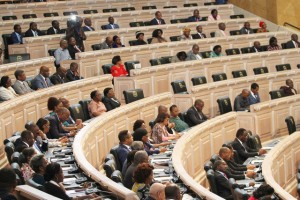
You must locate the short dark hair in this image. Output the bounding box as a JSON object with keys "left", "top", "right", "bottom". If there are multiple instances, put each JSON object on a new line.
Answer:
{"left": 211, "top": 9, "right": 217, "bottom": 15}
{"left": 269, "top": 36, "right": 277, "bottom": 45}
{"left": 0, "top": 76, "right": 9, "bottom": 87}
{"left": 133, "top": 163, "right": 154, "bottom": 183}
{"left": 44, "top": 162, "right": 61, "bottom": 182}
{"left": 29, "top": 22, "right": 36, "bottom": 28}
{"left": 152, "top": 29, "right": 163, "bottom": 38}
{"left": 47, "top": 97, "right": 61, "bottom": 111}
{"left": 125, "top": 150, "right": 138, "bottom": 169}
{"left": 176, "top": 51, "right": 187, "bottom": 60}
{"left": 133, "top": 119, "right": 145, "bottom": 131}
{"left": 51, "top": 20, "right": 58, "bottom": 26}
{"left": 19, "top": 147, "right": 36, "bottom": 165}
{"left": 213, "top": 160, "right": 223, "bottom": 171}
{"left": 133, "top": 128, "right": 148, "bottom": 141}
{"left": 165, "top": 184, "right": 181, "bottom": 199}
{"left": 112, "top": 55, "right": 121, "bottom": 65}
{"left": 90, "top": 90, "right": 99, "bottom": 99}
{"left": 253, "top": 184, "right": 274, "bottom": 198}
{"left": 14, "top": 69, "right": 24, "bottom": 79}
{"left": 21, "top": 130, "right": 33, "bottom": 141}
{"left": 30, "top": 154, "right": 45, "bottom": 173}
{"left": 155, "top": 113, "right": 170, "bottom": 123}
{"left": 13, "top": 24, "right": 20, "bottom": 31}
{"left": 118, "top": 130, "right": 129, "bottom": 142}
{"left": 251, "top": 83, "right": 259, "bottom": 90}
{"left": 236, "top": 128, "right": 247, "bottom": 138}
{"left": 213, "top": 45, "right": 221, "bottom": 51}
{"left": 0, "top": 167, "right": 16, "bottom": 192}
{"left": 103, "top": 87, "right": 112, "bottom": 97}
{"left": 36, "top": 118, "right": 49, "bottom": 132}
{"left": 169, "top": 105, "right": 177, "bottom": 113}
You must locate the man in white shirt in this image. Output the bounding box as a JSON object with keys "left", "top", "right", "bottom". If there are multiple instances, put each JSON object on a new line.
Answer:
{"left": 12, "top": 69, "right": 33, "bottom": 95}
{"left": 186, "top": 44, "right": 202, "bottom": 60}
{"left": 215, "top": 22, "right": 229, "bottom": 37}
{"left": 54, "top": 39, "right": 72, "bottom": 66}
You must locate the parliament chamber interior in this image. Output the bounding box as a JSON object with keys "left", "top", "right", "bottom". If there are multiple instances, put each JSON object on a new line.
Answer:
{"left": 0, "top": 0, "right": 300, "bottom": 199}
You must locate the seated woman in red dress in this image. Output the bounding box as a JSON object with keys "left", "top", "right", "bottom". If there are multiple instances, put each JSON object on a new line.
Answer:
{"left": 111, "top": 55, "right": 128, "bottom": 77}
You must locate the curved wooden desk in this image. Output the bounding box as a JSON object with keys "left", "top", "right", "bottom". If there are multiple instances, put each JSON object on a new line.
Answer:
{"left": 262, "top": 132, "right": 300, "bottom": 199}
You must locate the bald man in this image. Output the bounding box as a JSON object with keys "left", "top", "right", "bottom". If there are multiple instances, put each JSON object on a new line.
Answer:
{"left": 145, "top": 183, "right": 166, "bottom": 200}
{"left": 50, "top": 66, "right": 67, "bottom": 85}
{"left": 46, "top": 107, "right": 75, "bottom": 139}
{"left": 31, "top": 66, "right": 53, "bottom": 90}
{"left": 99, "top": 36, "right": 113, "bottom": 49}
{"left": 54, "top": 39, "right": 72, "bottom": 66}
{"left": 234, "top": 89, "right": 250, "bottom": 111}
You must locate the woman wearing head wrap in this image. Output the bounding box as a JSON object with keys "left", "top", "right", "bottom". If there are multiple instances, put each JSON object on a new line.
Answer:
{"left": 257, "top": 21, "right": 269, "bottom": 33}
{"left": 180, "top": 27, "right": 193, "bottom": 40}
{"left": 112, "top": 35, "right": 125, "bottom": 48}
{"left": 135, "top": 31, "right": 147, "bottom": 46}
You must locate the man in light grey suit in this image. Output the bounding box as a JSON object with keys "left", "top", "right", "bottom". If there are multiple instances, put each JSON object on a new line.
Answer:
{"left": 104, "top": 16, "right": 120, "bottom": 29}
{"left": 31, "top": 66, "right": 53, "bottom": 90}
{"left": 12, "top": 69, "right": 33, "bottom": 95}
{"left": 215, "top": 23, "right": 229, "bottom": 37}
{"left": 239, "top": 22, "right": 254, "bottom": 34}
{"left": 186, "top": 44, "right": 202, "bottom": 60}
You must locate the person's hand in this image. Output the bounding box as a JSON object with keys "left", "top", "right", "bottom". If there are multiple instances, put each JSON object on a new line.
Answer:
{"left": 168, "top": 122, "right": 175, "bottom": 129}
{"left": 159, "top": 147, "right": 167, "bottom": 153}
{"left": 258, "top": 149, "right": 267, "bottom": 155}
{"left": 247, "top": 165, "right": 256, "bottom": 170}
{"left": 249, "top": 182, "right": 255, "bottom": 187}
{"left": 175, "top": 134, "right": 181, "bottom": 139}
{"left": 246, "top": 171, "right": 256, "bottom": 178}
{"left": 68, "top": 131, "right": 76, "bottom": 137}
{"left": 160, "top": 142, "right": 171, "bottom": 146}
{"left": 37, "top": 130, "right": 47, "bottom": 140}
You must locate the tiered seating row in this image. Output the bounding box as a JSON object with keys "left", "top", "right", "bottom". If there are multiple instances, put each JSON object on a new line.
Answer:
{"left": 113, "top": 48, "right": 299, "bottom": 102}
{"left": 9, "top": 17, "right": 261, "bottom": 58}
{"left": 0, "top": 74, "right": 113, "bottom": 169}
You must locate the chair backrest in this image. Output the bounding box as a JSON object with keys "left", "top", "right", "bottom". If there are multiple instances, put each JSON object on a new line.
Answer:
{"left": 234, "top": 188, "right": 250, "bottom": 200}
{"left": 183, "top": 3, "right": 197, "bottom": 7}
{"left": 228, "top": 178, "right": 236, "bottom": 200}
{"left": 210, "top": 154, "right": 221, "bottom": 164}
{"left": 217, "top": 97, "right": 233, "bottom": 115}
{"left": 275, "top": 63, "right": 291, "bottom": 71}
{"left": 246, "top": 134, "right": 262, "bottom": 150}
{"left": 102, "top": 64, "right": 114, "bottom": 74}
{"left": 121, "top": 7, "right": 135, "bottom": 11}
{"left": 164, "top": 6, "right": 177, "bottom": 8}
{"left": 110, "top": 145, "right": 122, "bottom": 170}
{"left": 281, "top": 43, "right": 287, "bottom": 49}
{"left": 229, "top": 30, "right": 241, "bottom": 36}
{"left": 170, "top": 19, "right": 187, "bottom": 24}
{"left": 210, "top": 32, "right": 215, "bottom": 38}
{"left": 285, "top": 116, "right": 296, "bottom": 135}
{"left": 201, "top": 51, "right": 212, "bottom": 58}
{"left": 103, "top": 8, "right": 117, "bottom": 13}
{"left": 83, "top": 10, "right": 98, "bottom": 14}
{"left": 128, "top": 40, "right": 138, "bottom": 46}
{"left": 91, "top": 44, "right": 101, "bottom": 51}
{"left": 149, "top": 120, "right": 155, "bottom": 129}
{"left": 129, "top": 21, "right": 145, "bottom": 27}
{"left": 9, "top": 54, "right": 30, "bottom": 63}
{"left": 11, "top": 151, "right": 21, "bottom": 164}
{"left": 149, "top": 58, "right": 163, "bottom": 66}
{"left": 230, "top": 14, "right": 244, "bottom": 19}
{"left": 26, "top": 178, "right": 45, "bottom": 191}
{"left": 269, "top": 89, "right": 285, "bottom": 100}
{"left": 232, "top": 70, "right": 247, "bottom": 78}
{"left": 2, "top": 15, "right": 17, "bottom": 20}
{"left": 204, "top": 2, "right": 216, "bottom": 5}
{"left": 101, "top": 25, "right": 107, "bottom": 30}
{"left": 170, "top": 36, "right": 181, "bottom": 41}
{"left": 22, "top": 14, "right": 37, "bottom": 19}
{"left": 204, "top": 161, "right": 213, "bottom": 172}
{"left": 105, "top": 153, "right": 116, "bottom": 163}
{"left": 124, "top": 61, "right": 140, "bottom": 75}
{"left": 79, "top": 99, "right": 91, "bottom": 121}
{"left": 43, "top": 12, "right": 59, "bottom": 17}
{"left": 48, "top": 49, "right": 56, "bottom": 57}
{"left": 63, "top": 11, "right": 78, "bottom": 16}
{"left": 104, "top": 159, "right": 117, "bottom": 178}
{"left": 240, "top": 47, "right": 252, "bottom": 54}
{"left": 160, "top": 56, "right": 173, "bottom": 64}
{"left": 297, "top": 64, "right": 300, "bottom": 69}
{"left": 147, "top": 38, "right": 153, "bottom": 44}
{"left": 11, "top": 162, "right": 25, "bottom": 185}
{"left": 171, "top": 80, "right": 188, "bottom": 94}
{"left": 69, "top": 104, "right": 85, "bottom": 121}
{"left": 123, "top": 89, "right": 144, "bottom": 104}
{"left": 2, "top": 33, "right": 12, "bottom": 59}
{"left": 142, "top": 5, "right": 157, "bottom": 10}
{"left": 206, "top": 169, "right": 218, "bottom": 194}
{"left": 191, "top": 76, "right": 207, "bottom": 86}
{"left": 5, "top": 142, "right": 15, "bottom": 164}
{"left": 253, "top": 67, "right": 268, "bottom": 75}
{"left": 225, "top": 48, "right": 241, "bottom": 55}
{"left": 111, "top": 170, "right": 123, "bottom": 183}
{"left": 144, "top": 21, "right": 152, "bottom": 26}
{"left": 212, "top": 73, "right": 227, "bottom": 82}
{"left": 260, "top": 45, "right": 269, "bottom": 52}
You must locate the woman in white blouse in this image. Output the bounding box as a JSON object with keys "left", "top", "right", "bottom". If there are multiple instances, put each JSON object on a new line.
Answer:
{"left": 208, "top": 9, "right": 221, "bottom": 21}
{"left": 0, "top": 76, "right": 18, "bottom": 102}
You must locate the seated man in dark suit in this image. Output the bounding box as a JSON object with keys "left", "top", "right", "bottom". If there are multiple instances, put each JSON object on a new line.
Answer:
{"left": 240, "top": 22, "right": 254, "bottom": 34}
{"left": 150, "top": 11, "right": 166, "bottom": 25}
{"left": 50, "top": 66, "right": 67, "bottom": 85}
{"left": 82, "top": 18, "right": 95, "bottom": 31}
{"left": 280, "top": 79, "right": 297, "bottom": 96}
{"left": 104, "top": 16, "right": 120, "bottom": 29}
{"left": 192, "top": 25, "right": 206, "bottom": 39}
{"left": 46, "top": 107, "right": 75, "bottom": 139}
{"left": 248, "top": 83, "right": 260, "bottom": 105}
{"left": 231, "top": 128, "right": 266, "bottom": 164}
{"left": 68, "top": 37, "right": 82, "bottom": 59}
{"left": 47, "top": 20, "right": 64, "bottom": 35}
{"left": 25, "top": 122, "right": 48, "bottom": 153}
{"left": 251, "top": 41, "right": 262, "bottom": 52}
{"left": 24, "top": 22, "right": 44, "bottom": 37}
{"left": 30, "top": 154, "right": 48, "bottom": 185}
{"left": 11, "top": 24, "right": 23, "bottom": 44}
{"left": 213, "top": 160, "right": 254, "bottom": 200}
{"left": 285, "top": 34, "right": 300, "bottom": 49}
{"left": 31, "top": 66, "right": 53, "bottom": 90}
{"left": 102, "top": 87, "right": 121, "bottom": 111}
{"left": 14, "top": 130, "right": 35, "bottom": 152}
{"left": 66, "top": 62, "right": 83, "bottom": 82}
{"left": 116, "top": 130, "right": 133, "bottom": 169}
{"left": 187, "top": 9, "right": 203, "bottom": 22}
{"left": 185, "top": 99, "right": 208, "bottom": 127}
